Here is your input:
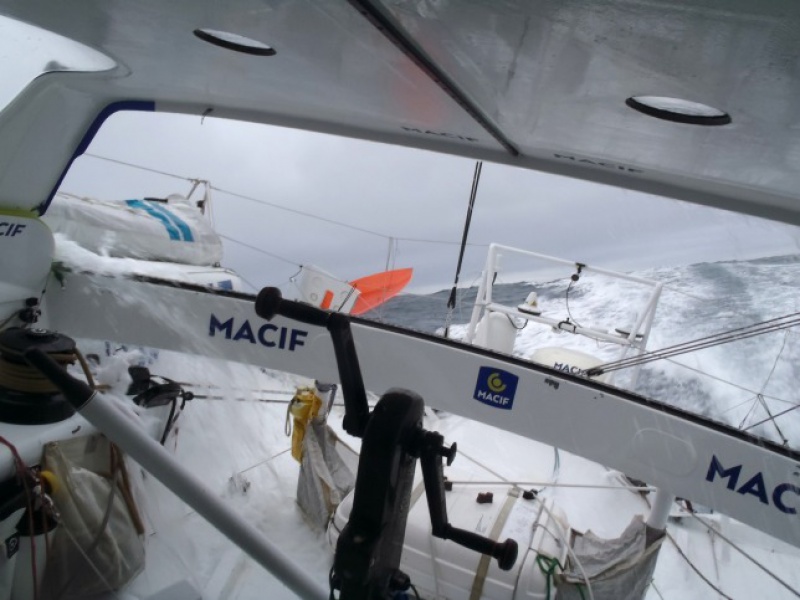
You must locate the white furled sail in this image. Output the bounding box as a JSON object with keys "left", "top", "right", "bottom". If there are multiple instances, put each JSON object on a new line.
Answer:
{"left": 43, "top": 192, "right": 241, "bottom": 291}
{"left": 43, "top": 193, "right": 222, "bottom": 267}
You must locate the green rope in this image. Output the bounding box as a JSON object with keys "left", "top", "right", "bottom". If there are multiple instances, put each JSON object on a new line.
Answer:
{"left": 536, "top": 554, "right": 586, "bottom": 600}
{"left": 576, "top": 582, "right": 587, "bottom": 600}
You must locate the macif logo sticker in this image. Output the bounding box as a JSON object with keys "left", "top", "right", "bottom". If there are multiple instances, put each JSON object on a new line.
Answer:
{"left": 474, "top": 367, "right": 518, "bottom": 409}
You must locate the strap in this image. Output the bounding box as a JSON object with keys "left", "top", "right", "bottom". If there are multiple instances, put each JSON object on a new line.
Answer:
{"left": 469, "top": 488, "right": 520, "bottom": 600}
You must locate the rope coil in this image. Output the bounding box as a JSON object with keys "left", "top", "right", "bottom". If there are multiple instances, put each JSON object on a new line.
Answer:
{"left": 0, "top": 339, "right": 96, "bottom": 394}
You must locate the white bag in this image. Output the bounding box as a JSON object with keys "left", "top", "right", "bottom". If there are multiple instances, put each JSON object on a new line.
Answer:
{"left": 41, "top": 435, "right": 144, "bottom": 599}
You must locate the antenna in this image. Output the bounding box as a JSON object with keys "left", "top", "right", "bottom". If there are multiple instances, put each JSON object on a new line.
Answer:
{"left": 445, "top": 161, "right": 482, "bottom": 338}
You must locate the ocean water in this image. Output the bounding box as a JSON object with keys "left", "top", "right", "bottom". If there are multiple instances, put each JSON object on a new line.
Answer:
{"left": 368, "top": 253, "right": 800, "bottom": 448}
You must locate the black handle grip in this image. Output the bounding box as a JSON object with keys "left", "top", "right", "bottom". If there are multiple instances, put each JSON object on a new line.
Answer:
{"left": 255, "top": 287, "right": 330, "bottom": 327}
{"left": 445, "top": 526, "right": 518, "bottom": 571}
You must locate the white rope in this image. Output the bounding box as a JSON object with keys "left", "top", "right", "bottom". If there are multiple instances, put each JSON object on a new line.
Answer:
{"left": 444, "top": 480, "right": 655, "bottom": 492}
{"left": 239, "top": 447, "right": 292, "bottom": 476}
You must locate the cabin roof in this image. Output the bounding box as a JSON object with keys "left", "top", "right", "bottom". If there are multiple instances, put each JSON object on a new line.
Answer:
{"left": 1, "top": 1, "right": 798, "bottom": 222}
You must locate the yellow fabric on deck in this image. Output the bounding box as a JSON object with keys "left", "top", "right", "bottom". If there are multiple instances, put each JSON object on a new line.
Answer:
{"left": 290, "top": 387, "right": 323, "bottom": 462}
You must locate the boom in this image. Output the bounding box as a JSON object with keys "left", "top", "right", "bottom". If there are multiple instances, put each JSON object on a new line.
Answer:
{"left": 43, "top": 271, "right": 800, "bottom": 548}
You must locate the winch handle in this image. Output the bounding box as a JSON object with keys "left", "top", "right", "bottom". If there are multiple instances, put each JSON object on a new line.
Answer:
{"left": 255, "top": 287, "right": 370, "bottom": 437}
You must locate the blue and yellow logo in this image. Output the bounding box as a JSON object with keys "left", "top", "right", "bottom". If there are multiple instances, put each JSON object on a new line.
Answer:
{"left": 474, "top": 367, "right": 518, "bottom": 410}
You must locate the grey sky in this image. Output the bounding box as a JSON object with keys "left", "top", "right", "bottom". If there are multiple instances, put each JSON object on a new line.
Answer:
{"left": 61, "top": 111, "right": 800, "bottom": 294}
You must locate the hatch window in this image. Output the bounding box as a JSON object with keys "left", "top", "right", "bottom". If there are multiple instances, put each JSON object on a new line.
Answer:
{"left": 626, "top": 96, "right": 731, "bottom": 126}
{"left": 193, "top": 29, "right": 276, "bottom": 56}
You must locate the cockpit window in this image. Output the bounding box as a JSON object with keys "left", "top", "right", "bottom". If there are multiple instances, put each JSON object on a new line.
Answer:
{"left": 0, "top": 15, "right": 116, "bottom": 112}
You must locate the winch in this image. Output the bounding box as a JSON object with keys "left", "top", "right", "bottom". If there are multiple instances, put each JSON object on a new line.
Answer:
{"left": 0, "top": 327, "right": 81, "bottom": 425}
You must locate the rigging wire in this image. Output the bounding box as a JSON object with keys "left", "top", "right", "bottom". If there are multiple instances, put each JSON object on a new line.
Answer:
{"left": 591, "top": 278, "right": 798, "bottom": 414}
{"left": 398, "top": 237, "right": 488, "bottom": 248}
{"left": 743, "top": 400, "right": 800, "bottom": 431}
{"left": 83, "top": 152, "right": 468, "bottom": 244}
{"left": 658, "top": 282, "right": 715, "bottom": 304}
{"left": 234, "top": 273, "right": 261, "bottom": 293}
{"left": 737, "top": 330, "right": 790, "bottom": 442}
{"left": 743, "top": 395, "right": 788, "bottom": 443}
{"left": 634, "top": 483, "right": 800, "bottom": 599}
{"left": 211, "top": 184, "right": 388, "bottom": 239}
{"left": 684, "top": 511, "right": 800, "bottom": 598}
{"left": 636, "top": 487, "right": 735, "bottom": 600}
{"left": 664, "top": 531, "right": 734, "bottom": 600}
{"left": 217, "top": 234, "right": 300, "bottom": 268}
{"left": 217, "top": 183, "right": 485, "bottom": 247}
{"left": 648, "top": 580, "right": 666, "bottom": 599}
{"left": 672, "top": 358, "right": 793, "bottom": 408}
{"left": 445, "top": 161, "right": 482, "bottom": 338}
{"left": 84, "top": 153, "right": 195, "bottom": 182}
{"left": 588, "top": 311, "right": 800, "bottom": 376}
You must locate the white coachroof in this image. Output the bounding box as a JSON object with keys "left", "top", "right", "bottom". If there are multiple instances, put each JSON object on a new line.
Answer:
{"left": 0, "top": 1, "right": 798, "bottom": 224}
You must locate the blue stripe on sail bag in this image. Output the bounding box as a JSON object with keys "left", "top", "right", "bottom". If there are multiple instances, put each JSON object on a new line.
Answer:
{"left": 147, "top": 202, "right": 195, "bottom": 242}
{"left": 126, "top": 199, "right": 195, "bottom": 242}
{"left": 126, "top": 199, "right": 181, "bottom": 240}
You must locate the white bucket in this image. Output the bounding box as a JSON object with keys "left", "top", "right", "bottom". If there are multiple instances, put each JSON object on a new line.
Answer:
{"left": 295, "top": 265, "right": 360, "bottom": 313}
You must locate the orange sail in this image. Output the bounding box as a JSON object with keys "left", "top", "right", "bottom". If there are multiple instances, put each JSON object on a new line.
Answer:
{"left": 349, "top": 268, "right": 413, "bottom": 315}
